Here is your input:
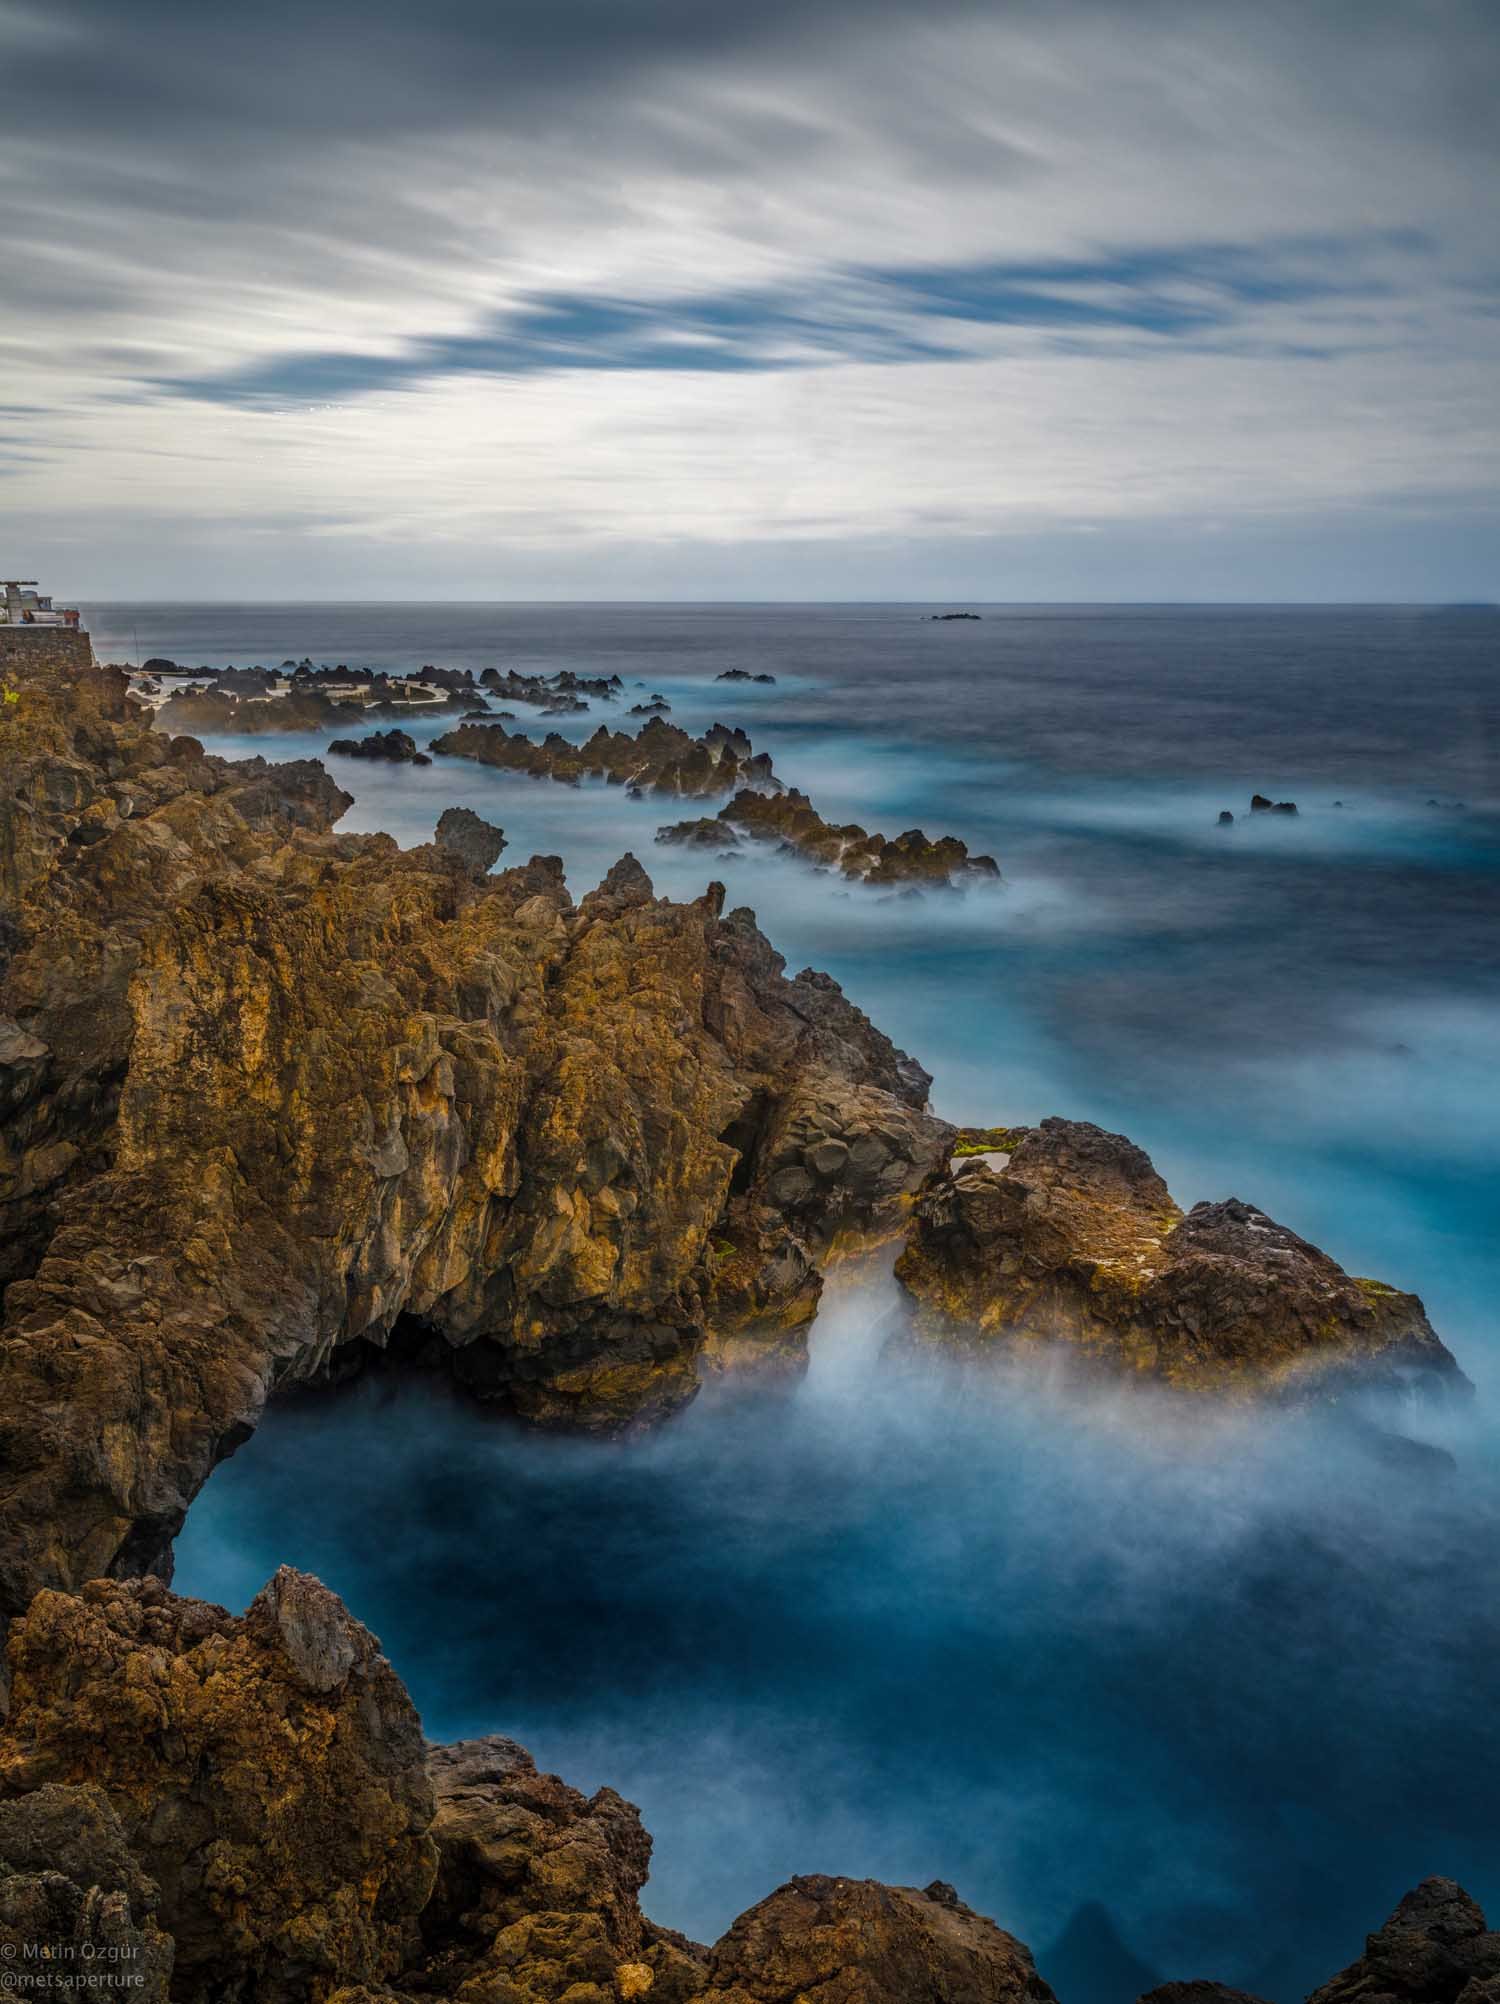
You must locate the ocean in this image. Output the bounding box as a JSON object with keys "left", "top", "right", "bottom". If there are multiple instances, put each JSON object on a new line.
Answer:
{"left": 91, "top": 602, "right": 1500, "bottom": 2002}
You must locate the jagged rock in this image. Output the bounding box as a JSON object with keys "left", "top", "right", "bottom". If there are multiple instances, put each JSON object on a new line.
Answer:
{"left": 0, "top": 656, "right": 946, "bottom": 1611}
{"left": 327, "top": 728, "right": 432, "bottom": 765}
{"left": 895, "top": 1117, "right": 1463, "bottom": 1395}
{"left": 434, "top": 806, "right": 507, "bottom": 878}
{"left": 1306, "top": 1879, "right": 1500, "bottom": 2004}
{"left": 432, "top": 715, "right": 781, "bottom": 800}
{"left": 0, "top": 1572, "right": 436, "bottom": 2003}
{"left": 1249, "top": 794, "right": 1298, "bottom": 815}
{"left": 414, "top": 1735, "right": 687, "bottom": 2001}
{"left": 1138, "top": 1986, "right": 1272, "bottom": 2004}
{"left": 698, "top": 1874, "right": 1056, "bottom": 2004}
{"left": 715, "top": 669, "right": 776, "bottom": 683}
{"left": 479, "top": 667, "right": 621, "bottom": 708}
{"left": 0, "top": 1781, "right": 175, "bottom": 2001}
{"left": 658, "top": 787, "right": 1000, "bottom": 890}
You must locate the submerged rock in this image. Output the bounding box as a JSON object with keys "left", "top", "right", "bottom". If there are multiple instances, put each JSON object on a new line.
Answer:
{"left": 895, "top": 1117, "right": 1463, "bottom": 1396}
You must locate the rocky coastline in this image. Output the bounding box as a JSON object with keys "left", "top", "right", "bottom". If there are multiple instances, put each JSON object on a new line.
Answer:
{"left": 0, "top": 648, "right": 1480, "bottom": 2002}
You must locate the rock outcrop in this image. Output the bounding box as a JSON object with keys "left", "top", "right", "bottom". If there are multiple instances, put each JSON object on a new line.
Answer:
{"left": 326, "top": 729, "right": 432, "bottom": 764}
{"left": 1304, "top": 1879, "right": 1500, "bottom": 2004}
{"left": 698, "top": 1875, "right": 1056, "bottom": 2004}
{"left": 895, "top": 1118, "right": 1462, "bottom": 1395}
{"left": 0, "top": 654, "right": 948, "bottom": 1617}
{"left": 480, "top": 666, "right": 623, "bottom": 710}
{"left": 0, "top": 1571, "right": 434, "bottom": 2002}
{"left": 434, "top": 806, "right": 507, "bottom": 878}
{"left": 432, "top": 715, "right": 780, "bottom": 799}
{"left": 658, "top": 787, "right": 1001, "bottom": 890}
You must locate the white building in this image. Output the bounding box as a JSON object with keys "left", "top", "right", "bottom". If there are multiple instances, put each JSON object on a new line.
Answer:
{"left": 1, "top": 580, "right": 81, "bottom": 628}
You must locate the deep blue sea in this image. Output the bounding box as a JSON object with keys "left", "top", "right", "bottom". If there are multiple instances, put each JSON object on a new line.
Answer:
{"left": 90, "top": 604, "right": 1500, "bottom": 2002}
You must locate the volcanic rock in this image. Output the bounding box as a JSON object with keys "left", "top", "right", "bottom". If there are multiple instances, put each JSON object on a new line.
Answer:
{"left": 698, "top": 1873, "right": 1056, "bottom": 2004}
{"left": 658, "top": 787, "right": 1000, "bottom": 890}
{"left": 895, "top": 1117, "right": 1463, "bottom": 1394}
{"left": 0, "top": 1571, "right": 435, "bottom": 2002}
{"left": 0, "top": 652, "right": 949, "bottom": 1613}
{"left": 1306, "top": 1879, "right": 1500, "bottom": 2004}
{"left": 434, "top": 806, "right": 507, "bottom": 877}
{"left": 326, "top": 728, "right": 432, "bottom": 764}
{"left": 432, "top": 715, "right": 782, "bottom": 800}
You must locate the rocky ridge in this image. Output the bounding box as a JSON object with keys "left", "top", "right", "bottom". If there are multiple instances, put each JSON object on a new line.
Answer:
{"left": 657, "top": 785, "right": 1002, "bottom": 889}
{"left": 430, "top": 716, "right": 781, "bottom": 799}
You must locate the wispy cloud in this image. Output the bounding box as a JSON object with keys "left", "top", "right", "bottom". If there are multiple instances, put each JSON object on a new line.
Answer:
{"left": 160, "top": 232, "right": 1433, "bottom": 408}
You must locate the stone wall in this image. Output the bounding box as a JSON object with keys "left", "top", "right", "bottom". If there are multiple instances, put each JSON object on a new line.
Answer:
{"left": 0, "top": 627, "right": 94, "bottom": 677}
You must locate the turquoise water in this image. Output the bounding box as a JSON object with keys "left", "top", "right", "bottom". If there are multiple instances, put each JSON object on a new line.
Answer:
{"left": 100, "top": 603, "right": 1500, "bottom": 1999}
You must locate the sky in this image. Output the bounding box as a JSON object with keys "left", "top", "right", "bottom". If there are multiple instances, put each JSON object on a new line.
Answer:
{"left": 2, "top": 0, "right": 1497, "bottom": 600}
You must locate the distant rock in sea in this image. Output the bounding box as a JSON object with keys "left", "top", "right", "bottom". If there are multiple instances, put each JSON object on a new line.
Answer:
{"left": 326, "top": 728, "right": 432, "bottom": 765}
{"left": 1250, "top": 793, "right": 1298, "bottom": 815}
{"left": 716, "top": 668, "right": 777, "bottom": 683}
{"left": 930, "top": 611, "right": 982, "bottom": 620}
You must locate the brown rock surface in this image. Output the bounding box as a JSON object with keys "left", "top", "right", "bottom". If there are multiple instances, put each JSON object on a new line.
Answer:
{"left": 0, "top": 1570, "right": 435, "bottom": 2002}
{"left": 698, "top": 1874, "right": 1058, "bottom": 2004}
{"left": 0, "top": 655, "right": 947, "bottom": 1615}
{"left": 895, "top": 1117, "right": 1462, "bottom": 1393}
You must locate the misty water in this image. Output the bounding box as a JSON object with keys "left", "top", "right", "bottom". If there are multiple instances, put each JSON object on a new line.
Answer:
{"left": 92, "top": 604, "right": 1500, "bottom": 2001}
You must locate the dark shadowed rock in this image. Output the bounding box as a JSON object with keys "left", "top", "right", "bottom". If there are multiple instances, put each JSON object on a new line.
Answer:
{"left": 327, "top": 728, "right": 431, "bottom": 765}
{"left": 1137, "top": 1985, "right": 1273, "bottom": 2004}
{"left": 1306, "top": 1879, "right": 1500, "bottom": 2004}
{"left": 434, "top": 805, "right": 506, "bottom": 877}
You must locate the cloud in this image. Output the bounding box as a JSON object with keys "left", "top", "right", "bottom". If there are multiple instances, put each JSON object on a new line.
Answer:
{"left": 1, "top": 0, "right": 1497, "bottom": 593}
{"left": 156, "top": 232, "right": 1436, "bottom": 409}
